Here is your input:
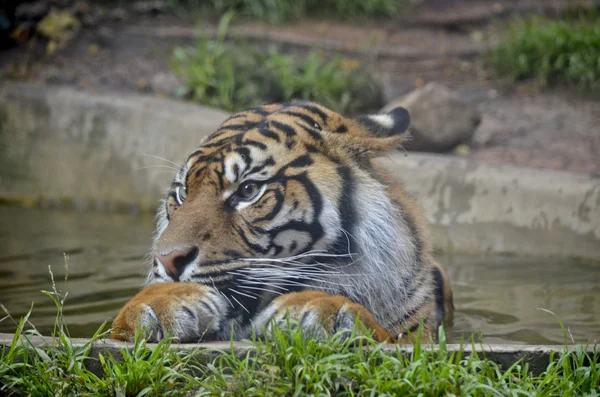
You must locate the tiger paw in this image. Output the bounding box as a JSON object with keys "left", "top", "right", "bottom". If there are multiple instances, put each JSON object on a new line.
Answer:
{"left": 259, "top": 291, "right": 394, "bottom": 342}
{"left": 111, "top": 282, "right": 227, "bottom": 342}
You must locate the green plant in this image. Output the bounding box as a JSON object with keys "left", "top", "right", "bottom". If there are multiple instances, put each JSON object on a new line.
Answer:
{"left": 172, "top": 13, "right": 381, "bottom": 113}
{"left": 190, "top": 322, "right": 600, "bottom": 396}
{"left": 489, "top": 15, "right": 600, "bottom": 90}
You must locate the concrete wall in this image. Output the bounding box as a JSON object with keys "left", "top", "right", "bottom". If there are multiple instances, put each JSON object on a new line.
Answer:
{"left": 1, "top": 83, "right": 599, "bottom": 259}
{"left": 376, "top": 155, "right": 600, "bottom": 260}
{"left": 0, "top": 83, "right": 229, "bottom": 211}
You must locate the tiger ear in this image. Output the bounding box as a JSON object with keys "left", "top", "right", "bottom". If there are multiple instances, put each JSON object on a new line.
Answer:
{"left": 345, "top": 106, "right": 410, "bottom": 154}
{"left": 325, "top": 107, "right": 410, "bottom": 164}
{"left": 354, "top": 107, "right": 410, "bottom": 138}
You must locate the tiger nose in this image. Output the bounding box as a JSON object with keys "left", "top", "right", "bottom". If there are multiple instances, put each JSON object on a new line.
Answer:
{"left": 154, "top": 247, "right": 199, "bottom": 281}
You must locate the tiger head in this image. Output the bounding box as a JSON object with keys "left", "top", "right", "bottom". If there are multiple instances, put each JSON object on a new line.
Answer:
{"left": 149, "top": 101, "right": 412, "bottom": 293}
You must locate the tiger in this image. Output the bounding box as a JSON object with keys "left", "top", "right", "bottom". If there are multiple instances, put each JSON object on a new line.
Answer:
{"left": 111, "top": 101, "right": 453, "bottom": 344}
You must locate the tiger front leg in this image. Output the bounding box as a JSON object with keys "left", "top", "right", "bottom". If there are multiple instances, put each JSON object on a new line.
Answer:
{"left": 254, "top": 291, "right": 395, "bottom": 343}
{"left": 111, "top": 283, "right": 227, "bottom": 342}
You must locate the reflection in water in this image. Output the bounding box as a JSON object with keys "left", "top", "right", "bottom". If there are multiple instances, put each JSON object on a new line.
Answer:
{"left": 0, "top": 207, "right": 598, "bottom": 344}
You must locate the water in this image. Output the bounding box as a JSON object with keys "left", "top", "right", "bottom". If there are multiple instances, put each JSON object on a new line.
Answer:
{"left": 1, "top": 207, "right": 598, "bottom": 345}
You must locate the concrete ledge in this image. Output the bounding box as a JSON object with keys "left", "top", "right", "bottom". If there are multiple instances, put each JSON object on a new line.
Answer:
{"left": 1, "top": 82, "right": 599, "bottom": 259}
{"left": 0, "top": 333, "right": 586, "bottom": 377}
{"left": 376, "top": 155, "right": 600, "bottom": 259}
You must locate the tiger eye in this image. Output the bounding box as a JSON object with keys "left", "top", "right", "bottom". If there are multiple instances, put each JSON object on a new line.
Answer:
{"left": 239, "top": 182, "right": 259, "bottom": 199}
{"left": 176, "top": 185, "right": 187, "bottom": 204}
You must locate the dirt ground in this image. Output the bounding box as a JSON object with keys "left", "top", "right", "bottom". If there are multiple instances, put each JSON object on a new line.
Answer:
{"left": 1, "top": 0, "right": 599, "bottom": 175}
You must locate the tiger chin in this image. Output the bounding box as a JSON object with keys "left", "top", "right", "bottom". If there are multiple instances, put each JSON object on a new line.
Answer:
{"left": 111, "top": 101, "right": 453, "bottom": 344}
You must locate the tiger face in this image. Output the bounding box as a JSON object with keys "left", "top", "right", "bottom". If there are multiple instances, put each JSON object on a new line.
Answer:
{"left": 149, "top": 102, "right": 410, "bottom": 288}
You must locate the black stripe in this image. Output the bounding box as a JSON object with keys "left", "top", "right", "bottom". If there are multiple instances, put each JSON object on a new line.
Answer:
{"left": 335, "top": 125, "right": 348, "bottom": 133}
{"left": 199, "top": 300, "right": 219, "bottom": 319}
{"left": 190, "top": 155, "right": 215, "bottom": 164}
{"left": 407, "top": 321, "right": 422, "bottom": 334}
{"left": 213, "top": 166, "right": 225, "bottom": 190}
{"left": 188, "top": 148, "right": 204, "bottom": 159}
{"left": 431, "top": 266, "right": 446, "bottom": 322}
{"left": 258, "top": 127, "right": 281, "bottom": 142}
{"left": 287, "top": 155, "right": 313, "bottom": 168}
{"left": 283, "top": 111, "right": 319, "bottom": 128}
{"left": 285, "top": 136, "right": 296, "bottom": 149}
{"left": 217, "top": 121, "right": 259, "bottom": 132}
{"left": 195, "top": 166, "right": 207, "bottom": 178}
{"left": 181, "top": 305, "right": 196, "bottom": 320}
{"left": 331, "top": 166, "right": 357, "bottom": 255}
{"left": 269, "top": 221, "right": 324, "bottom": 248}
{"left": 203, "top": 135, "right": 241, "bottom": 148}
{"left": 245, "top": 156, "right": 275, "bottom": 176}
{"left": 234, "top": 224, "right": 270, "bottom": 254}
{"left": 244, "top": 139, "right": 268, "bottom": 150}
{"left": 270, "top": 120, "right": 296, "bottom": 137}
{"left": 283, "top": 172, "right": 324, "bottom": 247}
{"left": 251, "top": 106, "right": 271, "bottom": 116}
{"left": 252, "top": 189, "right": 285, "bottom": 223}
{"left": 216, "top": 124, "right": 248, "bottom": 132}
{"left": 223, "top": 250, "right": 242, "bottom": 258}
{"left": 304, "top": 143, "right": 319, "bottom": 153}
{"left": 296, "top": 122, "right": 323, "bottom": 141}
{"left": 387, "top": 305, "right": 422, "bottom": 330}
{"left": 297, "top": 103, "right": 328, "bottom": 122}
{"left": 234, "top": 147, "right": 252, "bottom": 167}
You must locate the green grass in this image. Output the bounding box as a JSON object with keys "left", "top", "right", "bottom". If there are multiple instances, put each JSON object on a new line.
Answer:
{"left": 171, "top": 13, "right": 381, "bottom": 113}
{"left": 489, "top": 15, "right": 600, "bottom": 90}
{"left": 167, "top": 0, "right": 404, "bottom": 24}
{"left": 1, "top": 264, "right": 600, "bottom": 396}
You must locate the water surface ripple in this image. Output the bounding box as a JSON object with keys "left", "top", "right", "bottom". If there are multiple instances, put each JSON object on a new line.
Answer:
{"left": 0, "top": 208, "right": 598, "bottom": 344}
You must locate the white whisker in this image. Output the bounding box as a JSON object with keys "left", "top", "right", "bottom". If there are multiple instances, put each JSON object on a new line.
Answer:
{"left": 339, "top": 228, "right": 357, "bottom": 260}
{"left": 133, "top": 164, "right": 180, "bottom": 172}
{"left": 229, "top": 294, "right": 250, "bottom": 314}
{"left": 210, "top": 276, "right": 234, "bottom": 309}
{"left": 237, "top": 284, "right": 286, "bottom": 295}
{"left": 228, "top": 288, "right": 258, "bottom": 300}
{"left": 138, "top": 153, "right": 182, "bottom": 168}
{"left": 233, "top": 277, "right": 290, "bottom": 291}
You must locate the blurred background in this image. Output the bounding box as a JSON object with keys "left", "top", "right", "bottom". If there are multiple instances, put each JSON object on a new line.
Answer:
{"left": 1, "top": 0, "right": 599, "bottom": 172}
{"left": 0, "top": 0, "right": 599, "bottom": 344}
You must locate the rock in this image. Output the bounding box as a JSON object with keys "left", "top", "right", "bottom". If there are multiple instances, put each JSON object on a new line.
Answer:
{"left": 150, "top": 72, "right": 181, "bottom": 95}
{"left": 382, "top": 82, "right": 481, "bottom": 152}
